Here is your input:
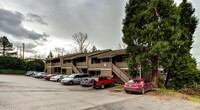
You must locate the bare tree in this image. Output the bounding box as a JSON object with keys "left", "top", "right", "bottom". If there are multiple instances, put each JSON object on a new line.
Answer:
{"left": 72, "top": 32, "right": 90, "bottom": 53}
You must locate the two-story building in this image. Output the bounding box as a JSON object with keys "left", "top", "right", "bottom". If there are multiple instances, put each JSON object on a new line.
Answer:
{"left": 45, "top": 49, "right": 131, "bottom": 83}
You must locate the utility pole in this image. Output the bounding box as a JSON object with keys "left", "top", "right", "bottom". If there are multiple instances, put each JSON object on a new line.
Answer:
{"left": 22, "top": 43, "right": 25, "bottom": 59}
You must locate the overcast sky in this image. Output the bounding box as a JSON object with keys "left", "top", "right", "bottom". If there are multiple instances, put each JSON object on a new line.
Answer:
{"left": 0, "top": 0, "right": 199, "bottom": 63}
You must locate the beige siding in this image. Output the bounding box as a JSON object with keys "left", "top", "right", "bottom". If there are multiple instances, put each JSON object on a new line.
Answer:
{"left": 66, "top": 68, "right": 72, "bottom": 75}
{"left": 101, "top": 62, "right": 112, "bottom": 68}
{"left": 100, "top": 70, "right": 112, "bottom": 77}
{"left": 76, "top": 62, "right": 87, "bottom": 66}
{"left": 54, "top": 62, "right": 61, "bottom": 67}
{"left": 51, "top": 68, "right": 54, "bottom": 73}
{"left": 115, "top": 62, "right": 128, "bottom": 68}
{"left": 47, "top": 68, "right": 51, "bottom": 74}
{"left": 62, "top": 63, "right": 71, "bottom": 67}
{"left": 46, "top": 63, "right": 51, "bottom": 66}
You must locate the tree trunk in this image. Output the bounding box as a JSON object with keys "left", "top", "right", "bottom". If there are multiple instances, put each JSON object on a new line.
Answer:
{"left": 152, "top": 65, "right": 158, "bottom": 87}
{"left": 3, "top": 45, "right": 5, "bottom": 56}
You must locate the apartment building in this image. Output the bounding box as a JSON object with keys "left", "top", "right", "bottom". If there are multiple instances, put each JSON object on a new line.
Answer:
{"left": 45, "top": 49, "right": 132, "bottom": 83}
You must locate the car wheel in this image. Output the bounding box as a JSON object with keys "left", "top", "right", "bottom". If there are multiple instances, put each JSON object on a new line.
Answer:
{"left": 110, "top": 83, "right": 115, "bottom": 87}
{"left": 125, "top": 90, "right": 129, "bottom": 93}
{"left": 141, "top": 88, "right": 145, "bottom": 94}
{"left": 57, "top": 79, "right": 59, "bottom": 82}
{"left": 69, "top": 81, "right": 73, "bottom": 85}
{"left": 101, "top": 84, "right": 105, "bottom": 89}
{"left": 91, "top": 79, "right": 96, "bottom": 88}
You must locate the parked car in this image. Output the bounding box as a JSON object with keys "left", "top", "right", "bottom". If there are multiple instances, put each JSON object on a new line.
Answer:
{"left": 43, "top": 74, "right": 57, "bottom": 80}
{"left": 80, "top": 77, "right": 92, "bottom": 87}
{"left": 59, "top": 75, "right": 69, "bottom": 82}
{"left": 34, "top": 72, "right": 48, "bottom": 78}
{"left": 25, "top": 71, "right": 36, "bottom": 76}
{"left": 60, "top": 73, "right": 89, "bottom": 85}
{"left": 90, "top": 76, "right": 116, "bottom": 89}
{"left": 124, "top": 78, "right": 153, "bottom": 94}
{"left": 50, "top": 75, "right": 63, "bottom": 82}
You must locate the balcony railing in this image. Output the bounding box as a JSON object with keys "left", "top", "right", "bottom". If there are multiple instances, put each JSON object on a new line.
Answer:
{"left": 76, "top": 62, "right": 87, "bottom": 66}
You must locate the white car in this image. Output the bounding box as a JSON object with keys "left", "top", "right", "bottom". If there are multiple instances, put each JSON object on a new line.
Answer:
{"left": 50, "top": 75, "right": 62, "bottom": 82}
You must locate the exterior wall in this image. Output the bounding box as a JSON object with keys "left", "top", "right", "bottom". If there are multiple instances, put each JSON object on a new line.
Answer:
{"left": 62, "top": 63, "right": 71, "bottom": 67}
{"left": 54, "top": 62, "right": 61, "bottom": 67}
{"left": 51, "top": 68, "right": 54, "bottom": 74}
{"left": 66, "top": 68, "right": 72, "bottom": 75}
{"left": 46, "top": 63, "right": 51, "bottom": 66}
{"left": 89, "top": 63, "right": 101, "bottom": 68}
{"left": 47, "top": 68, "right": 51, "bottom": 74}
{"left": 101, "top": 62, "right": 112, "bottom": 68}
{"left": 100, "top": 70, "right": 112, "bottom": 77}
{"left": 76, "top": 62, "right": 87, "bottom": 66}
{"left": 115, "top": 62, "right": 128, "bottom": 68}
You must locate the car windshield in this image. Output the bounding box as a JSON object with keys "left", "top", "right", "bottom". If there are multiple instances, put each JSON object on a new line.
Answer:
{"left": 68, "top": 74, "right": 76, "bottom": 78}
{"left": 63, "top": 75, "right": 68, "bottom": 78}
{"left": 128, "top": 79, "right": 141, "bottom": 83}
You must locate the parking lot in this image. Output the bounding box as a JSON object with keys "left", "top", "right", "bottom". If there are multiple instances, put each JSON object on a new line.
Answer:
{"left": 0, "top": 75, "right": 200, "bottom": 110}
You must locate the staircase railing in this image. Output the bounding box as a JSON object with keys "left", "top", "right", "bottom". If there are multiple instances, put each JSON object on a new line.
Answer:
{"left": 72, "top": 64, "right": 80, "bottom": 73}
{"left": 112, "top": 63, "right": 132, "bottom": 83}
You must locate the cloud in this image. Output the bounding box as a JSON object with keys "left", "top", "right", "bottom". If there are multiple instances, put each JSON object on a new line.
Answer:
{"left": 26, "top": 13, "right": 48, "bottom": 25}
{"left": 13, "top": 41, "right": 37, "bottom": 54}
{"left": 0, "top": 8, "right": 49, "bottom": 42}
{"left": 53, "top": 47, "right": 67, "bottom": 55}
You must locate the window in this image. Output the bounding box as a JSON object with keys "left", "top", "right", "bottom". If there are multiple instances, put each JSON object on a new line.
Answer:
{"left": 77, "top": 57, "right": 86, "bottom": 62}
{"left": 115, "top": 56, "right": 127, "bottom": 62}
{"left": 144, "top": 80, "right": 150, "bottom": 83}
{"left": 102, "top": 58, "right": 111, "bottom": 62}
{"left": 81, "top": 74, "right": 89, "bottom": 78}
{"left": 129, "top": 79, "right": 141, "bottom": 83}
{"left": 63, "top": 60, "right": 71, "bottom": 64}
{"left": 74, "top": 75, "right": 80, "bottom": 78}
{"left": 91, "top": 58, "right": 100, "bottom": 64}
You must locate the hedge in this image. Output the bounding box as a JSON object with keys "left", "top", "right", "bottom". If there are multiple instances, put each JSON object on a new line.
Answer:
{"left": 0, "top": 56, "right": 45, "bottom": 74}
{"left": 0, "top": 69, "right": 26, "bottom": 75}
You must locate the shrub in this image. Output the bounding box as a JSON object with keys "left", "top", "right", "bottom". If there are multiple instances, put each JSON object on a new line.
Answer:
{"left": 26, "top": 59, "right": 45, "bottom": 71}
{"left": 0, "top": 56, "right": 25, "bottom": 70}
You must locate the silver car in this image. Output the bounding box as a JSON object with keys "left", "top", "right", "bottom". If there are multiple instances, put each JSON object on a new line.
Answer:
{"left": 61, "top": 73, "right": 89, "bottom": 85}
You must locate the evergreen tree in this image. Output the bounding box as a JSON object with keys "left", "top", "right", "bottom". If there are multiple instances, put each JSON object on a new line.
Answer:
{"left": 91, "top": 45, "right": 97, "bottom": 52}
{"left": 0, "top": 36, "right": 13, "bottom": 56}
{"left": 122, "top": 0, "right": 199, "bottom": 88}
{"left": 122, "top": 0, "right": 180, "bottom": 87}
{"left": 47, "top": 51, "right": 53, "bottom": 58}
{"left": 164, "top": 0, "right": 199, "bottom": 88}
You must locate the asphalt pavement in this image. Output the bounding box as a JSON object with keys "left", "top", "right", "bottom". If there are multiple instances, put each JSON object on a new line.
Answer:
{"left": 0, "top": 75, "right": 199, "bottom": 110}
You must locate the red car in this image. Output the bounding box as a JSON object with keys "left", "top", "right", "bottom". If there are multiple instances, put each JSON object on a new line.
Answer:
{"left": 43, "top": 74, "right": 56, "bottom": 80}
{"left": 124, "top": 78, "right": 153, "bottom": 94}
{"left": 90, "top": 76, "right": 116, "bottom": 89}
